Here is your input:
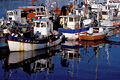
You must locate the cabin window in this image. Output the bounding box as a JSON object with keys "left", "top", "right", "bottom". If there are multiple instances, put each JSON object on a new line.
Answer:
{"left": 69, "top": 17, "right": 73, "bottom": 22}
{"left": 37, "top": 8, "right": 39, "bottom": 12}
{"left": 102, "top": 11, "right": 108, "bottom": 15}
{"left": 41, "top": 8, "right": 45, "bottom": 11}
{"left": 16, "top": 11, "right": 18, "bottom": 15}
{"left": 8, "top": 12, "right": 13, "bottom": 16}
{"left": 36, "top": 22, "right": 40, "bottom": 27}
{"left": 41, "top": 8, "right": 43, "bottom": 12}
{"left": 47, "top": 22, "right": 49, "bottom": 27}
{"left": 64, "top": 18, "right": 68, "bottom": 23}
{"left": 41, "top": 23, "right": 46, "bottom": 27}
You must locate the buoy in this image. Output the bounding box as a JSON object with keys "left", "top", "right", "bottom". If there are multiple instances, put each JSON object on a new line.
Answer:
{"left": 65, "top": 27, "right": 68, "bottom": 29}
{"left": 49, "top": 39, "right": 52, "bottom": 43}
{"left": 49, "top": 52, "right": 52, "bottom": 56}
{"left": 84, "top": 32, "right": 87, "bottom": 34}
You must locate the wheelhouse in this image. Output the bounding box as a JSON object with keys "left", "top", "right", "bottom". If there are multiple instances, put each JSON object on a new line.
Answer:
{"left": 33, "top": 18, "right": 53, "bottom": 37}
{"left": 7, "top": 9, "right": 23, "bottom": 22}
{"left": 60, "top": 14, "right": 81, "bottom": 29}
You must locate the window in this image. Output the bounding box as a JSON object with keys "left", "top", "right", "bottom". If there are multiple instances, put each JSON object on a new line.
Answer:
{"left": 37, "top": 8, "right": 39, "bottom": 12}
{"left": 64, "top": 17, "right": 68, "bottom": 22}
{"left": 41, "top": 23, "right": 46, "bottom": 27}
{"left": 36, "top": 22, "right": 40, "bottom": 27}
{"left": 69, "top": 17, "right": 73, "bottom": 22}
{"left": 8, "top": 12, "right": 13, "bottom": 16}
{"left": 102, "top": 11, "right": 108, "bottom": 15}
{"left": 41, "top": 8, "right": 45, "bottom": 11}
{"left": 41, "top": 8, "right": 43, "bottom": 12}
{"left": 16, "top": 11, "right": 18, "bottom": 15}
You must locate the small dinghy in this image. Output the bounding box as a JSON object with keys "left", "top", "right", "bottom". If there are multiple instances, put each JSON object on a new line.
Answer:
{"left": 79, "top": 27, "right": 108, "bottom": 40}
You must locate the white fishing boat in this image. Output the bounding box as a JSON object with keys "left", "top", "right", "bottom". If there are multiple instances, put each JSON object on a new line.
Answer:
{"left": 58, "top": 14, "right": 96, "bottom": 40}
{"left": 7, "top": 17, "right": 63, "bottom": 52}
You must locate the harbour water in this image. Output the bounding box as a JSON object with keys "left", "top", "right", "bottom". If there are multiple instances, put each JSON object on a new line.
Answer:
{"left": 0, "top": 39, "right": 120, "bottom": 80}
{"left": 0, "top": 0, "right": 120, "bottom": 80}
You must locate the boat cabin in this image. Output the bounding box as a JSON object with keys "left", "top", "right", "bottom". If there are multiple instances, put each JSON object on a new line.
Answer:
{"left": 101, "top": 8, "right": 113, "bottom": 20}
{"left": 33, "top": 18, "right": 53, "bottom": 37}
{"left": 7, "top": 6, "right": 46, "bottom": 23}
{"left": 7, "top": 9, "right": 23, "bottom": 23}
{"left": 60, "top": 14, "right": 81, "bottom": 29}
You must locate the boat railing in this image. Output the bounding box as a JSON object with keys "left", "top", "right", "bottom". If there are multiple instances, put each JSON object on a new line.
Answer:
{"left": 8, "top": 35, "right": 47, "bottom": 44}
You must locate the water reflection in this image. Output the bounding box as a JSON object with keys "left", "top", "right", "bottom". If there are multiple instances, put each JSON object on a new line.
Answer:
{"left": 2, "top": 45, "right": 61, "bottom": 80}
{"left": 0, "top": 40, "right": 120, "bottom": 80}
{"left": 61, "top": 41, "right": 82, "bottom": 78}
{"left": 61, "top": 40, "right": 107, "bottom": 80}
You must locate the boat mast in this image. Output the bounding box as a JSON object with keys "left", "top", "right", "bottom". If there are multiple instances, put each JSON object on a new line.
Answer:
{"left": 73, "top": 0, "right": 75, "bottom": 14}
{"left": 45, "top": 0, "right": 50, "bottom": 16}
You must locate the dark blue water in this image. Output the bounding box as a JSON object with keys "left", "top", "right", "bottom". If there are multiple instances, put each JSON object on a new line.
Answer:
{"left": 0, "top": 40, "right": 120, "bottom": 80}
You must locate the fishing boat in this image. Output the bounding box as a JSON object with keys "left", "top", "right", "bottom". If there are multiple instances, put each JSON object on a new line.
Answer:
{"left": 58, "top": 0, "right": 97, "bottom": 40}
{"left": 58, "top": 14, "right": 98, "bottom": 40}
{"left": 6, "top": 0, "right": 46, "bottom": 23}
{"left": 7, "top": 17, "right": 63, "bottom": 52}
{"left": 79, "top": 27, "right": 108, "bottom": 40}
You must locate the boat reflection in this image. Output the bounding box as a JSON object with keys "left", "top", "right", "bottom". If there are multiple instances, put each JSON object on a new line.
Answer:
{"left": 1, "top": 39, "right": 119, "bottom": 80}
{"left": 2, "top": 45, "right": 61, "bottom": 80}
{"left": 61, "top": 40, "right": 106, "bottom": 79}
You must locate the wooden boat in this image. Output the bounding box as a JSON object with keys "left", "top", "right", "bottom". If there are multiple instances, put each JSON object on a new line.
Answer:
{"left": 79, "top": 27, "right": 108, "bottom": 40}
{"left": 7, "top": 17, "right": 63, "bottom": 52}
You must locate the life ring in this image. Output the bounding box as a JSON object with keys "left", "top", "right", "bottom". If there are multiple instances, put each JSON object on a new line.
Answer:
{"left": 75, "top": 23, "right": 79, "bottom": 29}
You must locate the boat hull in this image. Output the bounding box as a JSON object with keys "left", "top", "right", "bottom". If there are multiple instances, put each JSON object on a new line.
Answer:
{"left": 58, "top": 27, "right": 90, "bottom": 39}
{"left": 80, "top": 33, "right": 106, "bottom": 40}
{"left": 8, "top": 33, "right": 63, "bottom": 51}
{"left": 58, "top": 24, "right": 96, "bottom": 39}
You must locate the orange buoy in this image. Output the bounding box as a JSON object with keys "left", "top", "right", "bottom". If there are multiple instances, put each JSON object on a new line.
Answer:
{"left": 84, "top": 32, "right": 87, "bottom": 34}
{"left": 49, "top": 52, "right": 52, "bottom": 56}
{"left": 65, "top": 27, "right": 68, "bottom": 29}
{"left": 49, "top": 39, "right": 52, "bottom": 43}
